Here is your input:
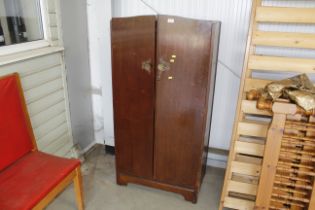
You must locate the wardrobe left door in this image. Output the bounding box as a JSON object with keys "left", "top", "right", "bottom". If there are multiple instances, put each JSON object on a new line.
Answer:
{"left": 111, "top": 16, "right": 156, "bottom": 179}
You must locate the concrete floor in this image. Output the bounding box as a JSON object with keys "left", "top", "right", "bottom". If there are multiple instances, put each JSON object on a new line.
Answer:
{"left": 47, "top": 145, "right": 226, "bottom": 210}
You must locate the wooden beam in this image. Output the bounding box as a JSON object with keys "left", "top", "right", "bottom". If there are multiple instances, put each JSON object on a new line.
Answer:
{"left": 74, "top": 166, "right": 84, "bottom": 210}
{"left": 256, "top": 7, "right": 315, "bottom": 24}
{"left": 238, "top": 121, "right": 268, "bottom": 138}
{"left": 253, "top": 31, "right": 315, "bottom": 49}
{"left": 241, "top": 100, "right": 272, "bottom": 116}
{"left": 231, "top": 161, "right": 261, "bottom": 177}
{"left": 255, "top": 113, "right": 286, "bottom": 209}
{"left": 224, "top": 197, "right": 255, "bottom": 210}
{"left": 235, "top": 141, "right": 265, "bottom": 157}
{"left": 248, "top": 55, "right": 315, "bottom": 73}
{"left": 227, "top": 180, "right": 258, "bottom": 196}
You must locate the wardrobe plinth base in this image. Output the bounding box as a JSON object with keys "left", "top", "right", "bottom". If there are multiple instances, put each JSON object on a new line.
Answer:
{"left": 117, "top": 173, "right": 198, "bottom": 204}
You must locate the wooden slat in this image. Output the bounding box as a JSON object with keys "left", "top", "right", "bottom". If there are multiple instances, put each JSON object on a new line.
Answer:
{"left": 256, "top": 113, "right": 286, "bottom": 209}
{"left": 239, "top": 136, "right": 265, "bottom": 145}
{"left": 235, "top": 154, "right": 263, "bottom": 165}
{"left": 238, "top": 121, "right": 268, "bottom": 138}
{"left": 231, "top": 161, "right": 261, "bottom": 177}
{"left": 309, "top": 179, "right": 315, "bottom": 209}
{"left": 308, "top": 115, "right": 315, "bottom": 209}
{"left": 248, "top": 55, "right": 315, "bottom": 73}
{"left": 256, "top": 7, "right": 315, "bottom": 24}
{"left": 242, "top": 100, "right": 272, "bottom": 116}
{"left": 232, "top": 173, "right": 260, "bottom": 186}
{"left": 274, "top": 179, "right": 312, "bottom": 190}
{"left": 253, "top": 31, "right": 315, "bottom": 49}
{"left": 235, "top": 141, "right": 265, "bottom": 157}
{"left": 272, "top": 193, "right": 309, "bottom": 204}
{"left": 227, "top": 180, "right": 258, "bottom": 196}
{"left": 270, "top": 199, "right": 306, "bottom": 209}
{"left": 224, "top": 197, "right": 255, "bottom": 210}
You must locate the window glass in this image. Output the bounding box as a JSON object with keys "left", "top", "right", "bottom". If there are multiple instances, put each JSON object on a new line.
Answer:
{"left": 0, "top": 0, "right": 43, "bottom": 47}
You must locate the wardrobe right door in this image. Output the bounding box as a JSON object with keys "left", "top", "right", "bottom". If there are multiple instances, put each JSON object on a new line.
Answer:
{"left": 154, "top": 15, "right": 214, "bottom": 188}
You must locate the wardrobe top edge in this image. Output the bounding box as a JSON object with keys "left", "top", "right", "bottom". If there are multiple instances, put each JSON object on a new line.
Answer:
{"left": 111, "top": 15, "right": 221, "bottom": 24}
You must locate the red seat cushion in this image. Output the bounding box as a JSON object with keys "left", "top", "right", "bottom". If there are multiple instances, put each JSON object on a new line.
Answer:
{"left": 0, "top": 74, "right": 34, "bottom": 171}
{"left": 0, "top": 151, "right": 80, "bottom": 210}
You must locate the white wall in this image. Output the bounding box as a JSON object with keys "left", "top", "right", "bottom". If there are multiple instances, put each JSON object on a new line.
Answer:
{"left": 111, "top": 0, "right": 253, "bottom": 150}
{"left": 60, "top": 0, "right": 95, "bottom": 149}
{"left": 87, "top": 0, "right": 114, "bottom": 146}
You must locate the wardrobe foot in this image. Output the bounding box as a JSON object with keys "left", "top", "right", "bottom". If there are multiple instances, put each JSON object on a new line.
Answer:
{"left": 116, "top": 175, "right": 128, "bottom": 186}
{"left": 183, "top": 191, "right": 198, "bottom": 204}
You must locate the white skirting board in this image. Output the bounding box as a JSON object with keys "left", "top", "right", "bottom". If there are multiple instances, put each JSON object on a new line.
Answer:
{"left": 80, "top": 141, "right": 97, "bottom": 155}
{"left": 206, "top": 152, "right": 227, "bottom": 169}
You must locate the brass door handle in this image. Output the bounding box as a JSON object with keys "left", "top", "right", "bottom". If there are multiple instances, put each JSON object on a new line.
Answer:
{"left": 156, "top": 58, "right": 170, "bottom": 80}
{"left": 142, "top": 59, "right": 152, "bottom": 74}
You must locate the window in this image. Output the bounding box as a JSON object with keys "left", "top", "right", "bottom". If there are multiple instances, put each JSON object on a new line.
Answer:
{"left": 0, "top": 0, "right": 44, "bottom": 47}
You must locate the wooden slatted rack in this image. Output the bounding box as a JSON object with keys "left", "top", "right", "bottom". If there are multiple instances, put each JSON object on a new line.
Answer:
{"left": 255, "top": 102, "right": 315, "bottom": 210}
{"left": 219, "top": 1, "right": 315, "bottom": 209}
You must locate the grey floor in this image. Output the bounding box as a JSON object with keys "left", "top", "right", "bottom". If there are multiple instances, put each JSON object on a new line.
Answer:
{"left": 47, "top": 145, "right": 226, "bottom": 210}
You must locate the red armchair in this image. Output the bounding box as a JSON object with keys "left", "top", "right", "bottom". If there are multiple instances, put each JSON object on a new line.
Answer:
{"left": 0, "top": 73, "right": 84, "bottom": 210}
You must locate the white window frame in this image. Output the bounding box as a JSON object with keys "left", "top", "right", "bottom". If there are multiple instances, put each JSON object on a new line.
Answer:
{"left": 0, "top": 0, "right": 51, "bottom": 56}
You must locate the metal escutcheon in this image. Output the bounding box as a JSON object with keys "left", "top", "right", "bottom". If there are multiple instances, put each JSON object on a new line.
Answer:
{"left": 157, "top": 58, "right": 170, "bottom": 80}
{"left": 142, "top": 59, "right": 152, "bottom": 74}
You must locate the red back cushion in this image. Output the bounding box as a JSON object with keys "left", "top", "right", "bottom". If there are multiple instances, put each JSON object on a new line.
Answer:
{"left": 0, "top": 74, "right": 34, "bottom": 171}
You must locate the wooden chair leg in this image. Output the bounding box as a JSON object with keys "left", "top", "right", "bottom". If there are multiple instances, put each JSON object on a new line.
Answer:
{"left": 74, "top": 166, "right": 84, "bottom": 210}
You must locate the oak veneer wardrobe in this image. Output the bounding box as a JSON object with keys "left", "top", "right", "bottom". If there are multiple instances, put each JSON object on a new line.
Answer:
{"left": 111, "top": 15, "right": 220, "bottom": 203}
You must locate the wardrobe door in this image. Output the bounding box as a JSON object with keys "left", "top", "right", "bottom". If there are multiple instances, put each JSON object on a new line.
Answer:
{"left": 154, "top": 16, "right": 214, "bottom": 187}
{"left": 111, "top": 16, "right": 156, "bottom": 179}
